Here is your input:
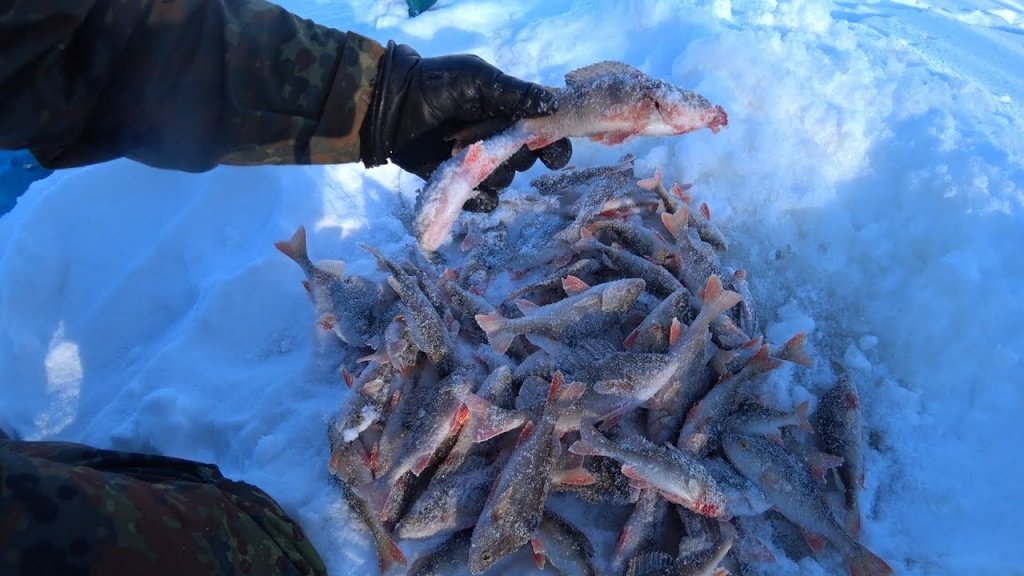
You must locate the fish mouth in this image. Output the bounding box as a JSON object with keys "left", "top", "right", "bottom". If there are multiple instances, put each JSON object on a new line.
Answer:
{"left": 707, "top": 105, "right": 729, "bottom": 134}
{"left": 655, "top": 90, "right": 729, "bottom": 135}
{"left": 661, "top": 104, "right": 729, "bottom": 135}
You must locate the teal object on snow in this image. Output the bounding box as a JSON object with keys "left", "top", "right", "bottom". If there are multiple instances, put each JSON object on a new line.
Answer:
{"left": 0, "top": 150, "right": 52, "bottom": 217}
{"left": 406, "top": 0, "right": 438, "bottom": 17}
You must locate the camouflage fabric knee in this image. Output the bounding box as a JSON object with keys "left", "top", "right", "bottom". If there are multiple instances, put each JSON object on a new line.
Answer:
{"left": 0, "top": 439, "right": 326, "bottom": 576}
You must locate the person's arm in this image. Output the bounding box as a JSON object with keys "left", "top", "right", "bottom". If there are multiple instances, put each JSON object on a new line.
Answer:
{"left": 0, "top": 0, "right": 383, "bottom": 171}
{"left": 0, "top": 438, "right": 327, "bottom": 575}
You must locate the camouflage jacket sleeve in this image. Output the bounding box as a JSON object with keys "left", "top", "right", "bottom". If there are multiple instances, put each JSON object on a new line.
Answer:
{"left": 0, "top": 0, "right": 384, "bottom": 171}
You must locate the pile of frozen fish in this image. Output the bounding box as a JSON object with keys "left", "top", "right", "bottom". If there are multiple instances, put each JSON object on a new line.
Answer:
{"left": 275, "top": 159, "right": 893, "bottom": 576}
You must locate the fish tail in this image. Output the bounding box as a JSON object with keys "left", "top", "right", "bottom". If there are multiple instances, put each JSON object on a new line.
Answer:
{"left": 777, "top": 332, "right": 814, "bottom": 367}
{"left": 847, "top": 544, "right": 893, "bottom": 576}
{"left": 546, "top": 370, "right": 564, "bottom": 402}
{"left": 567, "top": 438, "right": 601, "bottom": 456}
{"left": 846, "top": 508, "right": 864, "bottom": 539}
{"left": 660, "top": 205, "right": 689, "bottom": 239}
{"left": 794, "top": 400, "right": 814, "bottom": 433}
{"left": 806, "top": 450, "right": 845, "bottom": 482}
{"left": 475, "top": 313, "right": 515, "bottom": 353}
{"left": 746, "top": 345, "right": 783, "bottom": 376}
{"left": 274, "top": 225, "right": 309, "bottom": 265}
{"left": 700, "top": 201, "right": 713, "bottom": 221}
{"left": 359, "top": 475, "right": 394, "bottom": 517}
{"left": 637, "top": 167, "right": 662, "bottom": 191}
{"left": 464, "top": 392, "right": 527, "bottom": 442}
{"left": 693, "top": 275, "right": 742, "bottom": 329}
{"left": 569, "top": 420, "right": 615, "bottom": 457}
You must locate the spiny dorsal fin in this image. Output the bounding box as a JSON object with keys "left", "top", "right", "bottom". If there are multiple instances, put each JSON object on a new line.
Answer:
{"left": 565, "top": 61, "right": 644, "bottom": 87}
{"left": 317, "top": 259, "right": 346, "bottom": 278}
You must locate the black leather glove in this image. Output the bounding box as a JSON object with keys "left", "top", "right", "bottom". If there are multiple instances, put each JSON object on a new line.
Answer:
{"left": 361, "top": 42, "right": 572, "bottom": 212}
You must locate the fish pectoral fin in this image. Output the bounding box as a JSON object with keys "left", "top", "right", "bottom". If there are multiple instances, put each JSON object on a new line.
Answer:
{"left": 553, "top": 467, "right": 597, "bottom": 486}
{"left": 623, "top": 327, "right": 641, "bottom": 349}
{"left": 605, "top": 132, "right": 636, "bottom": 145}
{"left": 800, "top": 528, "right": 827, "bottom": 554}
{"left": 531, "top": 536, "right": 546, "bottom": 570}
{"left": 620, "top": 465, "right": 651, "bottom": 487}
{"left": 807, "top": 451, "right": 845, "bottom": 483}
{"left": 590, "top": 131, "right": 636, "bottom": 145}
{"left": 490, "top": 487, "right": 516, "bottom": 520}
{"left": 568, "top": 439, "right": 600, "bottom": 457}
{"left": 317, "top": 259, "right": 346, "bottom": 278}
{"left": 514, "top": 298, "right": 541, "bottom": 315}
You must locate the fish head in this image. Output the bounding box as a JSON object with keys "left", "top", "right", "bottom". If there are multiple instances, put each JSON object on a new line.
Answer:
{"left": 641, "top": 81, "right": 729, "bottom": 136}
{"left": 468, "top": 514, "right": 523, "bottom": 574}
{"left": 394, "top": 504, "right": 454, "bottom": 540}
{"left": 720, "top": 432, "right": 764, "bottom": 481}
{"left": 691, "top": 481, "right": 728, "bottom": 518}
{"left": 600, "top": 278, "right": 647, "bottom": 312}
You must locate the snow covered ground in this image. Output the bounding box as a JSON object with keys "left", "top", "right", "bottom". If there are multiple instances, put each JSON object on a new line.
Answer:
{"left": 2, "top": 0, "right": 1021, "bottom": 574}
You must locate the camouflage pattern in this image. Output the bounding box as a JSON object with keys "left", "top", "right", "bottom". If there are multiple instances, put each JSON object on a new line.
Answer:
{"left": 0, "top": 439, "right": 326, "bottom": 575}
{"left": 0, "top": 0, "right": 384, "bottom": 171}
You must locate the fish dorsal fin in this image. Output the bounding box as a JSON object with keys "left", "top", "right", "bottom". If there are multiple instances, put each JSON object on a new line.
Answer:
{"left": 628, "top": 552, "right": 675, "bottom": 576}
{"left": 515, "top": 299, "right": 541, "bottom": 315}
{"left": 562, "top": 275, "right": 590, "bottom": 296}
{"left": 565, "top": 61, "right": 643, "bottom": 87}
{"left": 491, "top": 484, "right": 517, "bottom": 519}
{"left": 317, "top": 259, "right": 346, "bottom": 278}
{"left": 578, "top": 338, "right": 617, "bottom": 359}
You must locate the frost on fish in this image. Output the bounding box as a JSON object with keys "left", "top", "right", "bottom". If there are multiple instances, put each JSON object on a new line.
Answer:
{"left": 396, "top": 454, "right": 499, "bottom": 540}
{"left": 569, "top": 421, "right": 727, "bottom": 518}
{"left": 723, "top": 433, "right": 892, "bottom": 576}
{"left": 415, "top": 134, "right": 529, "bottom": 252}
{"left": 468, "top": 373, "right": 581, "bottom": 574}
{"left": 816, "top": 367, "right": 867, "bottom": 538}
{"left": 535, "top": 510, "right": 599, "bottom": 576}
{"left": 295, "top": 159, "right": 891, "bottom": 575}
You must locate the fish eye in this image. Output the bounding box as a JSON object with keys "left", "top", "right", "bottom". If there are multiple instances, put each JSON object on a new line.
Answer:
{"left": 654, "top": 100, "right": 661, "bottom": 110}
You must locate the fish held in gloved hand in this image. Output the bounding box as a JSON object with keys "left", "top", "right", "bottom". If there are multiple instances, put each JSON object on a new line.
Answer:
{"left": 414, "top": 61, "right": 728, "bottom": 251}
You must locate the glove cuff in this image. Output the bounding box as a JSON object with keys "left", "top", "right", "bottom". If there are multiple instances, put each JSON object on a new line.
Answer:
{"left": 361, "top": 41, "right": 421, "bottom": 167}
